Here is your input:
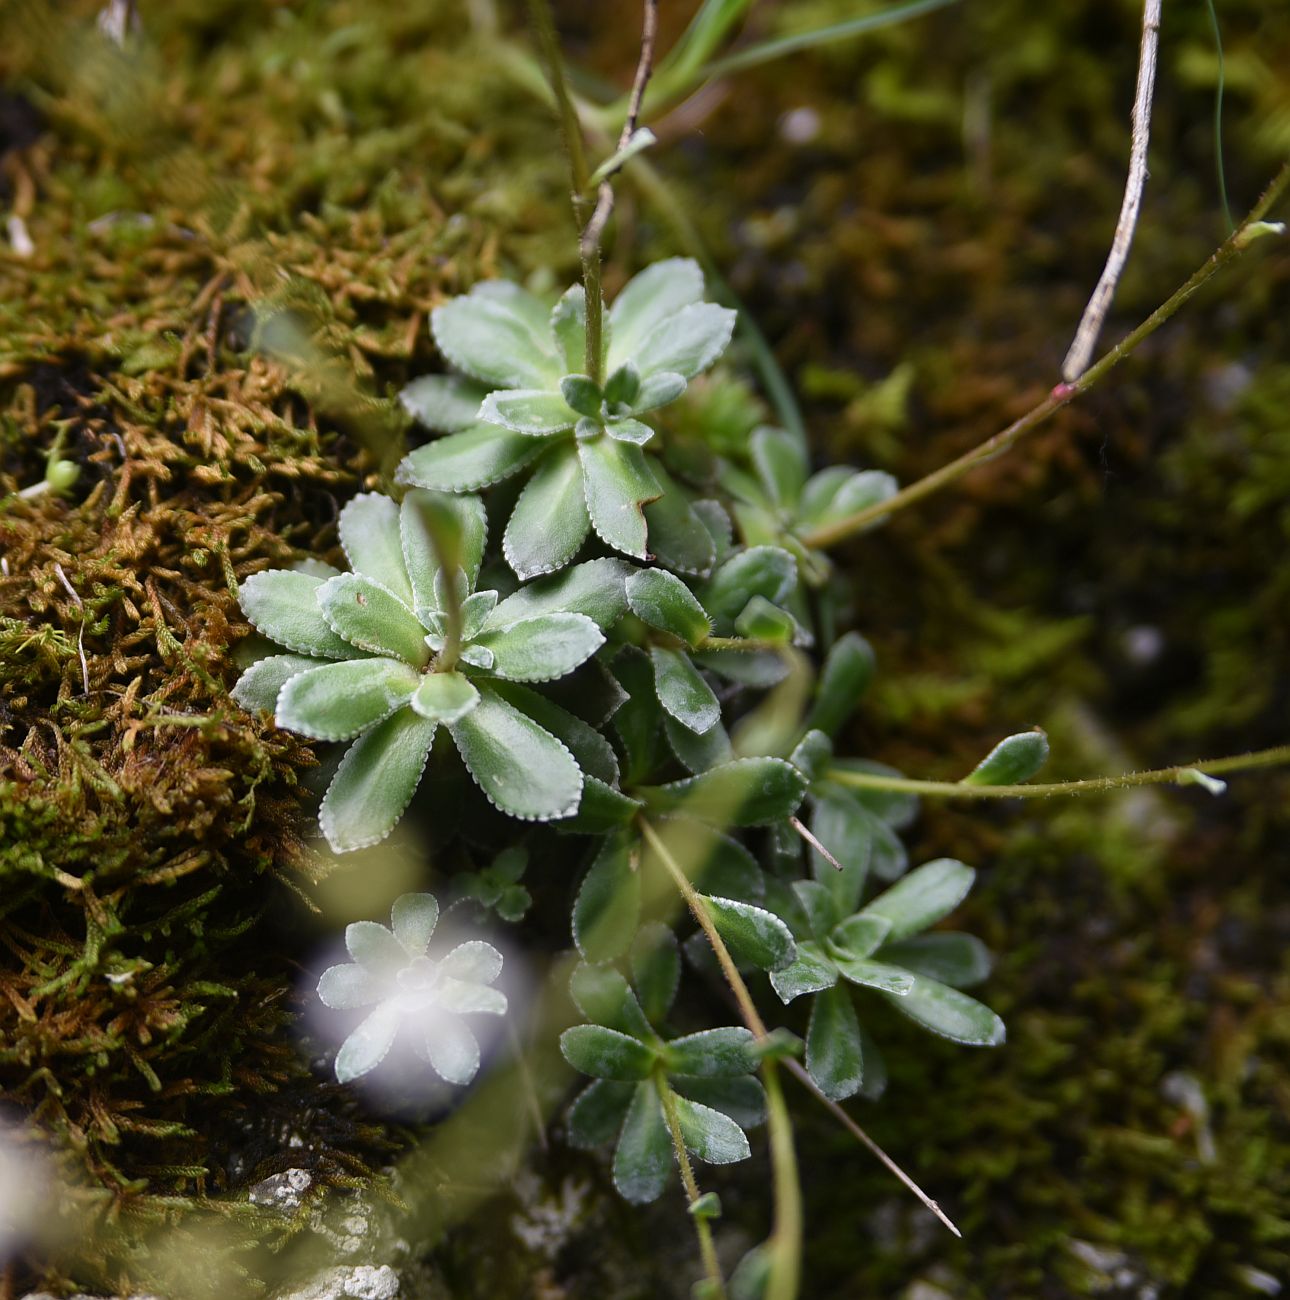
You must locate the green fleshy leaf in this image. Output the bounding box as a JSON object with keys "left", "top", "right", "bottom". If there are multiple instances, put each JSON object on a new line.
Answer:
{"left": 603, "top": 363, "right": 640, "bottom": 407}
{"left": 579, "top": 436, "right": 662, "bottom": 559}
{"left": 828, "top": 913, "right": 892, "bottom": 960}
{"left": 689, "top": 1191, "right": 722, "bottom": 1222}
{"left": 881, "top": 975, "right": 1005, "bottom": 1047}
{"left": 962, "top": 729, "right": 1050, "bottom": 786}
{"left": 570, "top": 963, "right": 654, "bottom": 1039}
{"left": 607, "top": 258, "right": 705, "bottom": 371}
{"left": 880, "top": 933, "right": 992, "bottom": 988}
{"left": 431, "top": 290, "right": 560, "bottom": 390}
{"left": 610, "top": 648, "right": 663, "bottom": 783}
{"left": 502, "top": 444, "right": 591, "bottom": 580}
{"left": 231, "top": 653, "right": 325, "bottom": 713}
{"left": 651, "top": 647, "right": 721, "bottom": 735}
{"left": 411, "top": 671, "right": 480, "bottom": 725}
{"left": 400, "top": 490, "right": 487, "bottom": 609}
{"left": 395, "top": 423, "right": 545, "bottom": 493}
{"left": 613, "top": 1082, "right": 672, "bottom": 1204}
{"left": 809, "top": 791, "right": 872, "bottom": 917}
{"left": 573, "top": 833, "right": 641, "bottom": 963}
{"left": 603, "top": 416, "right": 654, "bottom": 446}
{"left": 695, "top": 647, "right": 790, "bottom": 688}
{"left": 561, "top": 1024, "right": 658, "bottom": 1080}
{"left": 276, "top": 658, "right": 419, "bottom": 741}
{"left": 390, "top": 892, "right": 439, "bottom": 956}
{"left": 559, "top": 776, "right": 643, "bottom": 833}
{"left": 806, "top": 985, "right": 864, "bottom": 1101}
{"left": 642, "top": 467, "right": 719, "bottom": 577}
{"left": 320, "top": 710, "right": 438, "bottom": 852}
{"left": 750, "top": 427, "right": 808, "bottom": 509}
{"left": 317, "top": 574, "right": 430, "bottom": 667}
{"left": 769, "top": 940, "right": 839, "bottom": 1004}
{"left": 645, "top": 757, "right": 807, "bottom": 826}
{"left": 338, "top": 493, "right": 414, "bottom": 605}
{"left": 630, "top": 922, "right": 680, "bottom": 1023}
{"left": 788, "top": 729, "right": 833, "bottom": 782}
{"left": 561, "top": 374, "right": 603, "bottom": 419}
{"left": 791, "top": 879, "right": 841, "bottom": 938}
{"left": 825, "top": 759, "right": 919, "bottom": 830}
{"left": 588, "top": 125, "right": 657, "bottom": 186}
{"left": 238, "top": 570, "right": 360, "bottom": 661}
{"left": 665, "top": 712, "right": 733, "bottom": 774}
{"left": 480, "top": 388, "right": 579, "bottom": 436}
{"left": 665, "top": 1027, "right": 757, "bottom": 1078}
{"left": 551, "top": 285, "right": 588, "bottom": 373}
{"left": 730, "top": 1246, "right": 772, "bottom": 1300}
{"left": 629, "top": 370, "right": 687, "bottom": 415}
{"left": 448, "top": 686, "right": 583, "bottom": 821}
{"left": 317, "top": 962, "right": 381, "bottom": 1011}
{"left": 734, "top": 595, "right": 798, "bottom": 643}
{"left": 567, "top": 1079, "right": 634, "bottom": 1149}
{"left": 476, "top": 612, "right": 604, "bottom": 682}
{"left": 703, "top": 895, "right": 796, "bottom": 971}
{"left": 861, "top": 858, "right": 975, "bottom": 941}
{"left": 399, "top": 374, "right": 491, "bottom": 433}
{"left": 626, "top": 568, "right": 711, "bottom": 647}
{"left": 632, "top": 302, "right": 736, "bottom": 380}
{"left": 675, "top": 1095, "right": 751, "bottom": 1164}
{"left": 702, "top": 546, "right": 797, "bottom": 629}
{"left": 671, "top": 1076, "right": 766, "bottom": 1129}
{"left": 488, "top": 557, "right": 631, "bottom": 631}
{"left": 334, "top": 1003, "right": 400, "bottom": 1083}
{"left": 833, "top": 956, "right": 915, "bottom": 996}
{"left": 798, "top": 467, "right": 898, "bottom": 530}
{"left": 486, "top": 681, "right": 620, "bottom": 785}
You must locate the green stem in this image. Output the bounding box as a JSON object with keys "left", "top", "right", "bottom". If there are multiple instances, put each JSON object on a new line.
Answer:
{"left": 641, "top": 819, "right": 802, "bottom": 1300}
{"left": 525, "top": 0, "right": 591, "bottom": 195}
{"left": 657, "top": 1074, "right": 727, "bottom": 1298}
{"left": 826, "top": 743, "right": 1290, "bottom": 800}
{"left": 801, "top": 160, "right": 1290, "bottom": 550}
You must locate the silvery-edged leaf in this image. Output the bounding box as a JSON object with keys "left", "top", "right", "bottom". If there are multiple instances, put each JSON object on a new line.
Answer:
{"left": 672, "top": 1076, "right": 766, "bottom": 1130}
{"left": 476, "top": 612, "right": 604, "bottom": 682}
{"left": 734, "top": 595, "right": 798, "bottom": 644}
{"left": 345, "top": 919, "right": 406, "bottom": 974}
{"left": 435, "top": 976, "right": 507, "bottom": 1014}
{"left": 702, "top": 546, "right": 797, "bottom": 629}
{"left": 645, "top": 757, "right": 807, "bottom": 827}
{"left": 502, "top": 444, "right": 590, "bottom": 580}
{"left": 750, "top": 426, "right": 809, "bottom": 510}
{"left": 567, "top": 1079, "right": 635, "bottom": 1149}
{"left": 317, "top": 574, "right": 429, "bottom": 667}
{"left": 390, "top": 892, "right": 439, "bottom": 957}
{"left": 431, "top": 287, "right": 560, "bottom": 390}
{"left": 458, "top": 590, "right": 499, "bottom": 640}
{"left": 239, "top": 570, "right": 361, "bottom": 661}
{"left": 569, "top": 963, "right": 654, "bottom": 1040}
{"left": 806, "top": 984, "right": 865, "bottom": 1101}
{"left": 651, "top": 647, "right": 721, "bottom": 735}
{"left": 809, "top": 791, "right": 872, "bottom": 918}
{"left": 560, "top": 776, "right": 643, "bottom": 834}
{"left": 703, "top": 895, "right": 797, "bottom": 971}
{"left": 438, "top": 939, "right": 504, "bottom": 989}
{"left": 400, "top": 489, "right": 487, "bottom": 609}
{"left": 769, "top": 940, "right": 839, "bottom": 1004}
{"left": 833, "top": 956, "right": 915, "bottom": 996}
{"left": 626, "top": 568, "right": 711, "bottom": 647}
{"left": 629, "top": 370, "right": 687, "bottom": 415}
{"left": 630, "top": 923, "right": 680, "bottom": 1024}
{"left": 231, "top": 652, "right": 325, "bottom": 714}
{"left": 479, "top": 388, "right": 579, "bottom": 436}
{"left": 603, "top": 362, "right": 640, "bottom": 407}
{"left": 395, "top": 423, "right": 545, "bottom": 493}
{"left": 551, "top": 284, "right": 589, "bottom": 373}
{"left": 880, "top": 932, "right": 991, "bottom": 988}
{"left": 613, "top": 1081, "right": 672, "bottom": 1204}
{"left": 666, "top": 709, "right": 733, "bottom": 773}
{"left": 788, "top": 729, "right": 833, "bottom": 782}
{"left": 560, "top": 373, "right": 602, "bottom": 419}
{"left": 604, "top": 416, "right": 655, "bottom": 446}
{"left": 335, "top": 1002, "right": 401, "bottom": 1083}
{"left": 665, "top": 1027, "right": 757, "bottom": 1078}
{"left": 962, "top": 729, "right": 1050, "bottom": 786}
{"left": 317, "top": 962, "right": 382, "bottom": 1011}
{"left": 632, "top": 302, "right": 737, "bottom": 380}
{"left": 320, "top": 710, "right": 439, "bottom": 852}
{"left": 828, "top": 913, "right": 892, "bottom": 960}
{"left": 573, "top": 832, "right": 641, "bottom": 963}
{"left": 792, "top": 879, "right": 841, "bottom": 939}
{"left": 607, "top": 257, "right": 705, "bottom": 371}
{"left": 861, "top": 858, "right": 975, "bottom": 941}
{"left": 448, "top": 686, "right": 583, "bottom": 821}
{"left": 338, "top": 493, "right": 414, "bottom": 605}
{"left": 798, "top": 467, "right": 898, "bottom": 530}
{"left": 560, "top": 1024, "right": 658, "bottom": 1080}
{"left": 579, "top": 435, "right": 662, "bottom": 559}
{"left": 805, "top": 631, "right": 875, "bottom": 737}
{"left": 675, "top": 1095, "right": 750, "bottom": 1165}
{"left": 881, "top": 975, "right": 1005, "bottom": 1047}
{"left": 642, "top": 464, "right": 718, "bottom": 577}
{"left": 400, "top": 374, "right": 492, "bottom": 433}
{"left": 420, "top": 1015, "right": 481, "bottom": 1086}
{"left": 276, "top": 657, "right": 420, "bottom": 741}
{"left": 695, "top": 647, "right": 789, "bottom": 689}
{"left": 487, "top": 557, "right": 631, "bottom": 631}
{"left": 485, "top": 680, "right": 620, "bottom": 784}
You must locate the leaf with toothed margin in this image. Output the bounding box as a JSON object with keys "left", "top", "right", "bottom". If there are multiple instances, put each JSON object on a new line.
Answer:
{"left": 643, "top": 757, "right": 807, "bottom": 826}
{"left": 480, "top": 389, "right": 579, "bottom": 436}
{"left": 674, "top": 1096, "right": 751, "bottom": 1165}
{"left": 629, "top": 370, "right": 687, "bottom": 415}
{"left": 797, "top": 467, "right": 898, "bottom": 532}
{"left": 399, "top": 374, "right": 492, "bottom": 433}
{"left": 231, "top": 653, "right": 326, "bottom": 714}
{"left": 338, "top": 493, "right": 413, "bottom": 605}
{"left": 665, "top": 713, "right": 733, "bottom": 774}
{"left": 560, "top": 1024, "right": 658, "bottom": 1080}
{"left": 410, "top": 671, "right": 479, "bottom": 725}
{"left": 395, "top": 423, "right": 545, "bottom": 493}
{"left": 881, "top": 975, "right": 1005, "bottom": 1047}
{"left": 607, "top": 258, "right": 705, "bottom": 370}
{"left": 551, "top": 284, "right": 591, "bottom": 373}
{"left": 567, "top": 1079, "right": 634, "bottom": 1150}
{"left": 558, "top": 776, "right": 642, "bottom": 833}
{"left": 613, "top": 1082, "right": 672, "bottom": 1204}
{"left": 561, "top": 374, "right": 602, "bottom": 419}
{"left": 880, "top": 933, "right": 992, "bottom": 989}
{"left": 320, "top": 710, "right": 439, "bottom": 853}
{"left": 701, "top": 546, "right": 797, "bottom": 630}
{"left": 631, "top": 923, "right": 680, "bottom": 1023}
{"left": 275, "top": 658, "right": 419, "bottom": 741}
{"left": 632, "top": 302, "right": 736, "bottom": 380}
{"left": 448, "top": 686, "right": 583, "bottom": 821}
{"left": 962, "top": 729, "right": 1050, "bottom": 786}
{"left": 702, "top": 895, "right": 796, "bottom": 971}
{"left": 750, "top": 426, "right": 809, "bottom": 510}
{"left": 579, "top": 436, "right": 661, "bottom": 559}
{"left": 238, "top": 570, "right": 361, "bottom": 661}
{"left": 805, "top": 631, "right": 875, "bottom": 737}
{"left": 626, "top": 568, "right": 711, "bottom": 647}
{"left": 769, "top": 940, "right": 839, "bottom": 1004}
{"left": 650, "top": 647, "right": 721, "bottom": 735}
{"left": 400, "top": 490, "right": 487, "bottom": 611}
{"left": 642, "top": 464, "right": 718, "bottom": 577}
{"left": 475, "top": 612, "right": 604, "bottom": 683}
{"left": 487, "top": 558, "right": 632, "bottom": 631}
{"left": 806, "top": 984, "right": 865, "bottom": 1101}
{"left": 604, "top": 417, "right": 654, "bottom": 446}
{"left": 573, "top": 832, "right": 640, "bottom": 963}
{"left": 485, "top": 680, "right": 619, "bottom": 785}
{"left": 860, "top": 858, "right": 976, "bottom": 941}
{"left": 317, "top": 574, "right": 429, "bottom": 667}
{"left": 431, "top": 290, "right": 560, "bottom": 390}
{"left": 503, "top": 444, "right": 590, "bottom": 580}
{"left": 665, "top": 1027, "right": 757, "bottom": 1078}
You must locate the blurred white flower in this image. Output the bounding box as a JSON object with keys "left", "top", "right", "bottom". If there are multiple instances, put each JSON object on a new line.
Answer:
{"left": 318, "top": 893, "right": 507, "bottom": 1086}
{"left": 0, "top": 1119, "right": 51, "bottom": 1257}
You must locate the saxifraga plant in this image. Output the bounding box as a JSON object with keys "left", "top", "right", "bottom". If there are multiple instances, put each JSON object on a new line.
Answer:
{"left": 221, "top": 2, "right": 1290, "bottom": 1295}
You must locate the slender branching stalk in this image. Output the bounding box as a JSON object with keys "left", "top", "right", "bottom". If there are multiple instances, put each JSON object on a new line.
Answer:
{"left": 827, "top": 743, "right": 1290, "bottom": 800}
{"left": 800, "top": 160, "right": 1290, "bottom": 551}
{"left": 657, "top": 1073, "right": 728, "bottom": 1298}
